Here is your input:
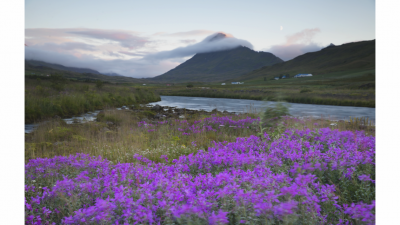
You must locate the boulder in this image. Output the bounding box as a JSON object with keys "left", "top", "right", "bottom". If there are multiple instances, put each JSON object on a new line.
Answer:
{"left": 154, "top": 113, "right": 162, "bottom": 119}
{"left": 151, "top": 104, "right": 163, "bottom": 111}
{"left": 176, "top": 108, "right": 185, "bottom": 114}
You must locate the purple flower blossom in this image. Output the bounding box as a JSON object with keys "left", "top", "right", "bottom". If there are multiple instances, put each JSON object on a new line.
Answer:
{"left": 358, "top": 174, "right": 375, "bottom": 183}
{"left": 24, "top": 125, "right": 375, "bottom": 224}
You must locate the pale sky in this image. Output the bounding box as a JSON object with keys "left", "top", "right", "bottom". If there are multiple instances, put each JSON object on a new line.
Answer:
{"left": 25, "top": 0, "right": 375, "bottom": 77}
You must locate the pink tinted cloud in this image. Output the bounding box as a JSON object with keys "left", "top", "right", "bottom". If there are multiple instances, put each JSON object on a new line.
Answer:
{"left": 26, "top": 28, "right": 150, "bottom": 50}
{"left": 67, "top": 29, "right": 149, "bottom": 49}
{"left": 179, "top": 39, "right": 197, "bottom": 44}
{"left": 285, "top": 28, "right": 321, "bottom": 45}
{"left": 265, "top": 28, "right": 322, "bottom": 61}
{"left": 162, "top": 30, "right": 215, "bottom": 37}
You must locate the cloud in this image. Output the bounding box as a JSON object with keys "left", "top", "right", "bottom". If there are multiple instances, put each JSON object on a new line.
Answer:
{"left": 67, "top": 29, "right": 149, "bottom": 49}
{"left": 166, "top": 30, "right": 215, "bottom": 37}
{"left": 145, "top": 32, "right": 253, "bottom": 61}
{"left": 179, "top": 39, "right": 197, "bottom": 44}
{"left": 25, "top": 46, "right": 179, "bottom": 77}
{"left": 118, "top": 50, "right": 153, "bottom": 57}
{"left": 39, "top": 42, "right": 97, "bottom": 52}
{"left": 26, "top": 28, "right": 150, "bottom": 49}
{"left": 286, "top": 28, "right": 321, "bottom": 45}
{"left": 104, "top": 51, "right": 123, "bottom": 58}
{"left": 265, "top": 28, "right": 322, "bottom": 61}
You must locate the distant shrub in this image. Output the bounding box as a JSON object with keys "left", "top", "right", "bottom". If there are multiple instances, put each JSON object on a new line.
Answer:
{"left": 80, "top": 84, "right": 90, "bottom": 92}
{"left": 50, "top": 74, "right": 66, "bottom": 91}
{"left": 35, "top": 85, "right": 45, "bottom": 95}
{"left": 95, "top": 80, "right": 104, "bottom": 89}
{"left": 300, "top": 88, "right": 312, "bottom": 93}
{"left": 187, "top": 84, "right": 194, "bottom": 88}
{"left": 262, "top": 101, "right": 290, "bottom": 127}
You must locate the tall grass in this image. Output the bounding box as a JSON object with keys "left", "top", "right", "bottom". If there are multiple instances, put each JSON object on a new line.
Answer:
{"left": 25, "top": 78, "right": 160, "bottom": 123}
{"left": 25, "top": 107, "right": 375, "bottom": 164}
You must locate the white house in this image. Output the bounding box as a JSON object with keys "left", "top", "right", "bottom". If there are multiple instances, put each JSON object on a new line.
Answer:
{"left": 143, "top": 84, "right": 146, "bottom": 85}
{"left": 274, "top": 77, "right": 279, "bottom": 80}
{"left": 294, "top": 74, "right": 313, "bottom": 78}
{"left": 221, "top": 83, "right": 226, "bottom": 85}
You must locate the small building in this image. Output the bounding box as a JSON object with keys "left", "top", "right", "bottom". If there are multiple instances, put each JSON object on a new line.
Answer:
{"left": 143, "top": 84, "right": 146, "bottom": 85}
{"left": 282, "top": 75, "right": 287, "bottom": 79}
{"left": 221, "top": 83, "right": 226, "bottom": 85}
{"left": 231, "top": 82, "right": 239, "bottom": 84}
{"left": 274, "top": 77, "right": 279, "bottom": 80}
{"left": 166, "top": 84, "right": 171, "bottom": 86}
{"left": 294, "top": 74, "right": 313, "bottom": 78}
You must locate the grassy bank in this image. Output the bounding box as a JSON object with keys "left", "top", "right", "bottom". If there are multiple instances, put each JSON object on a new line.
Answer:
{"left": 159, "top": 89, "right": 375, "bottom": 107}
{"left": 25, "top": 76, "right": 160, "bottom": 123}
{"left": 154, "top": 69, "right": 375, "bottom": 108}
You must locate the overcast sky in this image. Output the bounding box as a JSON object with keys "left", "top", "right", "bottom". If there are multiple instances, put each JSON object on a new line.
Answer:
{"left": 25, "top": 0, "right": 375, "bottom": 78}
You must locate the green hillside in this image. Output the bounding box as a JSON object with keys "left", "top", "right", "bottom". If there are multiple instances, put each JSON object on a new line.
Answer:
{"left": 236, "top": 40, "right": 375, "bottom": 82}
{"left": 25, "top": 61, "right": 153, "bottom": 84}
{"left": 151, "top": 46, "right": 283, "bottom": 83}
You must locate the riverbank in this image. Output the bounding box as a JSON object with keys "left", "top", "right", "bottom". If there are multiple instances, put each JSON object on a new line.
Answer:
{"left": 149, "top": 96, "right": 376, "bottom": 122}
{"left": 25, "top": 104, "right": 375, "bottom": 163}
{"left": 25, "top": 77, "right": 160, "bottom": 123}
{"left": 157, "top": 87, "right": 375, "bottom": 108}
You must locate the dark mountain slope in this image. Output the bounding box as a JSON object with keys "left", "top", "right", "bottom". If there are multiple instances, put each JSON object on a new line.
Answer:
{"left": 25, "top": 60, "right": 102, "bottom": 74}
{"left": 237, "top": 40, "right": 375, "bottom": 82}
{"left": 151, "top": 46, "right": 283, "bottom": 82}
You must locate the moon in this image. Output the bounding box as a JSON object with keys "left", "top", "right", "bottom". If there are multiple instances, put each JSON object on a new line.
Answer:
{"left": 280, "top": 26, "right": 283, "bottom": 31}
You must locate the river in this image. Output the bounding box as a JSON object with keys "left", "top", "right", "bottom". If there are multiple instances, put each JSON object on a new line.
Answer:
{"left": 149, "top": 96, "right": 375, "bottom": 121}
{"left": 25, "top": 96, "right": 375, "bottom": 133}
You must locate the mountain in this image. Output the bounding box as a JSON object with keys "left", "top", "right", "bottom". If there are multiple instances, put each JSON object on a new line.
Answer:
{"left": 236, "top": 40, "right": 375, "bottom": 82}
{"left": 322, "top": 43, "right": 336, "bottom": 50}
{"left": 25, "top": 60, "right": 101, "bottom": 74}
{"left": 25, "top": 60, "right": 151, "bottom": 84}
{"left": 150, "top": 39, "right": 283, "bottom": 82}
{"left": 103, "top": 72, "right": 125, "bottom": 77}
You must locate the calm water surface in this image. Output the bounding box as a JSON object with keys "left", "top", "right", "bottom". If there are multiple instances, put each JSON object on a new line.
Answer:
{"left": 149, "top": 96, "right": 375, "bottom": 121}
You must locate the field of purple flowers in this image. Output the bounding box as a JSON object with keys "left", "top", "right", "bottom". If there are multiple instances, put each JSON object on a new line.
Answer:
{"left": 25, "top": 118, "right": 375, "bottom": 224}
